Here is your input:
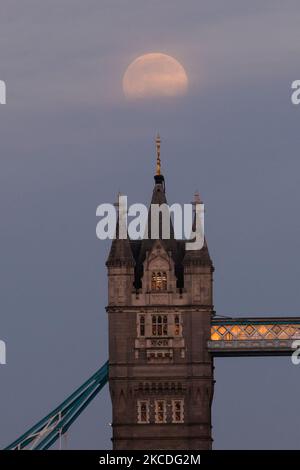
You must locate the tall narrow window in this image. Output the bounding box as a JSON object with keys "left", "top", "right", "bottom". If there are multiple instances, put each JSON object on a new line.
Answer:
{"left": 161, "top": 272, "right": 167, "bottom": 290}
{"left": 157, "top": 315, "right": 162, "bottom": 335}
{"left": 174, "top": 315, "right": 180, "bottom": 336}
{"left": 139, "top": 315, "right": 145, "bottom": 336}
{"left": 152, "top": 315, "right": 156, "bottom": 336}
{"left": 151, "top": 272, "right": 167, "bottom": 291}
{"left": 163, "top": 315, "right": 168, "bottom": 336}
{"left": 172, "top": 399, "right": 184, "bottom": 423}
{"left": 152, "top": 315, "right": 168, "bottom": 336}
{"left": 155, "top": 400, "right": 167, "bottom": 423}
{"left": 137, "top": 400, "right": 150, "bottom": 424}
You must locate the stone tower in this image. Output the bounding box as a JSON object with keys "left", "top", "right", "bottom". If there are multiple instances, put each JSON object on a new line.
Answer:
{"left": 106, "top": 136, "right": 214, "bottom": 450}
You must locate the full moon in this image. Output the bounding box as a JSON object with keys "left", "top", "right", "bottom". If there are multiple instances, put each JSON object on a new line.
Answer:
{"left": 122, "top": 53, "right": 188, "bottom": 99}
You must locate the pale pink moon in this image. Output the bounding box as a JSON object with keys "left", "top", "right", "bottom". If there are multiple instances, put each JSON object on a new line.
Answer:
{"left": 122, "top": 53, "right": 188, "bottom": 99}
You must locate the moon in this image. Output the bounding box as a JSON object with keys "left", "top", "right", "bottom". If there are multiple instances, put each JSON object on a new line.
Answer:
{"left": 123, "top": 53, "right": 188, "bottom": 100}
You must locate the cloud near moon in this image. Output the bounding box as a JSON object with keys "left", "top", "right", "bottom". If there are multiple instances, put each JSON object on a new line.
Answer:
{"left": 122, "top": 53, "right": 188, "bottom": 100}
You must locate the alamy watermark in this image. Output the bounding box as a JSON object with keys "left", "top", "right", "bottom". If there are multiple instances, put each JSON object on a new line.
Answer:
{"left": 96, "top": 195, "right": 205, "bottom": 250}
{"left": 291, "top": 80, "right": 300, "bottom": 105}
{"left": 1, "top": 79, "right": 7, "bottom": 364}
{"left": 291, "top": 340, "right": 300, "bottom": 365}
{"left": 0, "top": 79, "right": 7, "bottom": 365}
{"left": 0, "top": 340, "right": 6, "bottom": 365}
{"left": 0, "top": 80, "right": 6, "bottom": 104}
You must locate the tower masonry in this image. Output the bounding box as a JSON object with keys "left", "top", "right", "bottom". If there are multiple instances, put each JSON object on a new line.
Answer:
{"left": 106, "top": 137, "right": 214, "bottom": 450}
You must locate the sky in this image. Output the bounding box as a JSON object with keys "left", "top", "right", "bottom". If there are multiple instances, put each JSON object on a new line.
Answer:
{"left": 1, "top": 0, "right": 300, "bottom": 449}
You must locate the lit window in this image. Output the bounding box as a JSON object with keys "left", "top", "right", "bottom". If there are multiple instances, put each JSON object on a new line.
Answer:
{"left": 137, "top": 400, "right": 150, "bottom": 424}
{"left": 172, "top": 399, "right": 184, "bottom": 423}
{"left": 152, "top": 315, "right": 168, "bottom": 336}
{"left": 151, "top": 272, "right": 167, "bottom": 291}
{"left": 155, "top": 400, "right": 167, "bottom": 423}
{"left": 139, "top": 315, "right": 145, "bottom": 337}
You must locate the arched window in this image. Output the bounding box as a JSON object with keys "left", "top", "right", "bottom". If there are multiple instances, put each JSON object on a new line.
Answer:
{"left": 151, "top": 272, "right": 167, "bottom": 291}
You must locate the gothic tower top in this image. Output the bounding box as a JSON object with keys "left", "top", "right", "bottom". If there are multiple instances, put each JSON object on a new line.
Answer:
{"left": 106, "top": 137, "right": 213, "bottom": 284}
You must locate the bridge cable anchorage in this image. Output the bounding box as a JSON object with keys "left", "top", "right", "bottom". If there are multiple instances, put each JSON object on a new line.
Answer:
{"left": 5, "top": 361, "right": 108, "bottom": 450}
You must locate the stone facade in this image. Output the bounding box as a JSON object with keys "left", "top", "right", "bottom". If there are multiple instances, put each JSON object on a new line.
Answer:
{"left": 106, "top": 169, "right": 214, "bottom": 450}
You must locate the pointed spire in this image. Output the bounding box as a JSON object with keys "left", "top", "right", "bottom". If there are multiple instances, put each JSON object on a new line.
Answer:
{"left": 106, "top": 194, "right": 135, "bottom": 268}
{"left": 155, "top": 133, "right": 161, "bottom": 176}
{"left": 191, "top": 191, "right": 202, "bottom": 231}
{"left": 183, "top": 192, "right": 213, "bottom": 267}
{"left": 154, "top": 133, "right": 165, "bottom": 186}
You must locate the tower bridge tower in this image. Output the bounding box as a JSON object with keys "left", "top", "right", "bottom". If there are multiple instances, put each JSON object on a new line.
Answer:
{"left": 106, "top": 136, "right": 214, "bottom": 450}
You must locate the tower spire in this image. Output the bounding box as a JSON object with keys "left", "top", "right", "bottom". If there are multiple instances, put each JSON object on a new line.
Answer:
{"left": 155, "top": 133, "right": 161, "bottom": 176}
{"left": 106, "top": 193, "right": 135, "bottom": 268}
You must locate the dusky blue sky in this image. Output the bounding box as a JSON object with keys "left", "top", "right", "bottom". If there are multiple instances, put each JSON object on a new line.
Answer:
{"left": 1, "top": 0, "right": 300, "bottom": 449}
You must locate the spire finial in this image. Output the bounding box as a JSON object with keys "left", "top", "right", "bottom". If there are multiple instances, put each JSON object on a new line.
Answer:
{"left": 155, "top": 133, "right": 161, "bottom": 176}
